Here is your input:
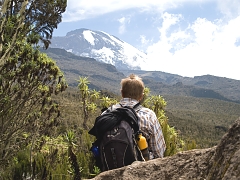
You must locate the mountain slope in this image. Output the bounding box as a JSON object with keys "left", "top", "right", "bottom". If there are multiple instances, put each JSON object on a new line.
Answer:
{"left": 41, "top": 47, "right": 125, "bottom": 94}
{"left": 50, "top": 28, "right": 147, "bottom": 70}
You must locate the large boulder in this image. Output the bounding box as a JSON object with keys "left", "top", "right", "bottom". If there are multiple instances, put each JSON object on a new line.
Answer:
{"left": 88, "top": 117, "right": 240, "bottom": 180}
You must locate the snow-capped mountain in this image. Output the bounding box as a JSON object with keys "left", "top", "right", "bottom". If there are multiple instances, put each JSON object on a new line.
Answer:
{"left": 50, "top": 28, "right": 147, "bottom": 70}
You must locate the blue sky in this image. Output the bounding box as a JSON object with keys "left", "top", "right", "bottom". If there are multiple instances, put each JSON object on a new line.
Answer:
{"left": 53, "top": 0, "right": 240, "bottom": 80}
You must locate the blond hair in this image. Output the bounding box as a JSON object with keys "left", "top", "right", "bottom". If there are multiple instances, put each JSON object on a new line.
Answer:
{"left": 121, "top": 74, "right": 144, "bottom": 100}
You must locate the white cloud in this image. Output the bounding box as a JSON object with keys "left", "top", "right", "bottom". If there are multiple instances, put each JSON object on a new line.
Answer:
{"left": 217, "top": 0, "right": 240, "bottom": 18}
{"left": 64, "top": 0, "right": 213, "bottom": 22}
{"left": 118, "top": 17, "right": 130, "bottom": 34}
{"left": 140, "top": 35, "right": 149, "bottom": 45}
{"left": 144, "top": 13, "right": 240, "bottom": 80}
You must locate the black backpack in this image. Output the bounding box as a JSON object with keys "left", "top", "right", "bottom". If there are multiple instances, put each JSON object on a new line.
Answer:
{"left": 88, "top": 103, "right": 144, "bottom": 171}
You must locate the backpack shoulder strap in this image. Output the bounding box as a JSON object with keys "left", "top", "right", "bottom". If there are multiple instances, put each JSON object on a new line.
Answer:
{"left": 133, "top": 102, "right": 142, "bottom": 112}
{"left": 104, "top": 105, "right": 114, "bottom": 113}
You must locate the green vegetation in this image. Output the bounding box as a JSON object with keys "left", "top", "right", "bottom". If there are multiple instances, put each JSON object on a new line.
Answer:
{"left": 0, "top": 71, "right": 191, "bottom": 179}
{"left": 164, "top": 95, "right": 240, "bottom": 148}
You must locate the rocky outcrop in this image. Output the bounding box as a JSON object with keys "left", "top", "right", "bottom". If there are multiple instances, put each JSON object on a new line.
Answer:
{"left": 207, "top": 117, "right": 240, "bottom": 180}
{"left": 88, "top": 117, "right": 240, "bottom": 180}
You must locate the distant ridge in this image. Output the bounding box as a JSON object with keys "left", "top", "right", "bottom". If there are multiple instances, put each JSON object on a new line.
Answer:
{"left": 120, "top": 70, "right": 240, "bottom": 103}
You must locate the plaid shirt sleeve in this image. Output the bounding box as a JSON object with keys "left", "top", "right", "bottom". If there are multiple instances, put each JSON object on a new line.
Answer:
{"left": 137, "top": 108, "right": 166, "bottom": 158}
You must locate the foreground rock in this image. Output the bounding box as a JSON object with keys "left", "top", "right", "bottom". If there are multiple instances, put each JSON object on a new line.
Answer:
{"left": 88, "top": 117, "right": 240, "bottom": 180}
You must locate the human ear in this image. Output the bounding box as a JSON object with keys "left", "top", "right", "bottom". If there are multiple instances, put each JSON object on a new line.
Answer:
{"left": 139, "top": 93, "right": 144, "bottom": 101}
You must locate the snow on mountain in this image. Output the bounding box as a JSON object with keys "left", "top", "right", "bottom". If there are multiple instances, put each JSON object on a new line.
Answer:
{"left": 50, "top": 28, "right": 147, "bottom": 70}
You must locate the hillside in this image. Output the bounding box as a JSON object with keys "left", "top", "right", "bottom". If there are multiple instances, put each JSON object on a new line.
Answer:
{"left": 164, "top": 95, "right": 240, "bottom": 147}
{"left": 43, "top": 48, "right": 240, "bottom": 104}
{"left": 56, "top": 86, "right": 240, "bottom": 148}
{"left": 41, "top": 48, "right": 125, "bottom": 94}
{"left": 42, "top": 48, "right": 240, "bottom": 148}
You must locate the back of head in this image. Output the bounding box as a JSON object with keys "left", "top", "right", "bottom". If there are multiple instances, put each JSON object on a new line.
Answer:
{"left": 121, "top": 74, "right": 145, "bottom": 100}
